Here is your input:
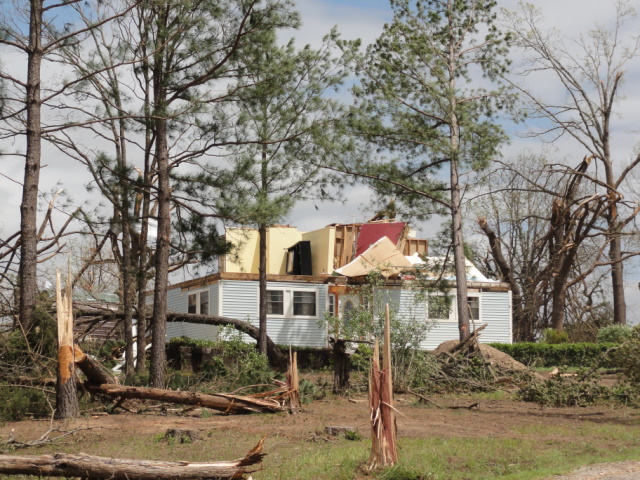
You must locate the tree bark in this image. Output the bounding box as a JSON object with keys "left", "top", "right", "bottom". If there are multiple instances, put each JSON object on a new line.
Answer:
{"left": 451, "top": 159, "right": 470, "bottom": 342}
{"left": 258, "top": 223, "right": 268, "bottom": 355}
{"left": 332, "top": 339, "right": 350, "bottom": 394}
{"left": 0, "top": 440, "right": 266, "bottom": 479}
{"left": 86, "top": 383, "right": 286, "bottom": 414}
{"left": 18, "top": 0, "right": 44, "bottom": 332}
{"left": 149, "top": 7, "right": 170, "bottom": 388}
{"left": 55, "top": 270, "right": 79, "bottom": 419}
{"left": 477, "top": 218, "right": 523, "bottom": 334}
{"left": 74, "top": 345, "right": 119, "bottom": 385}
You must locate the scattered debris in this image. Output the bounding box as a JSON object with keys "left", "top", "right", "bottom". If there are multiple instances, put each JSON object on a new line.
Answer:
{"left": 324, "top": 426, "right": 358, "bottom": 437}
{"left": 163, "top": 429, "right": 200, "bottom": 443}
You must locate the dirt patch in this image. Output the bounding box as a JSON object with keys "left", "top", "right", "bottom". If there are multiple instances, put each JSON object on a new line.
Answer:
{"left": 433, "top": 340, "right": 538, "bottom": 374}
{"left": 544, "top": 460, "right": 640, "bottom": 480}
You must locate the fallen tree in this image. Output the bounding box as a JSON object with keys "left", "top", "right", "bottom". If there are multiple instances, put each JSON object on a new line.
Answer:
{"left": 0, "top": 437, "right": 266, "bottom": 479}
{"left": 85, "top": 383, "right": 287, "bottom": 414}
{"left": 73, "top": 307, "right": 288, "bottom": 370}
{"left": 166, "top": 312, "right": 287, "bottom": 370}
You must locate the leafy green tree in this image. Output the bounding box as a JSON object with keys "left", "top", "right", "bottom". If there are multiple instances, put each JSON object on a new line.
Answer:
{"left": 344, "top": 0, "right": 512, "bottom": 342}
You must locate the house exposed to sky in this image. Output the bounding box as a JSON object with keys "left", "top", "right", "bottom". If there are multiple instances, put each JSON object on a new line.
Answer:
{"left": 166, "top": 220, "right": 512, "bottom": 349}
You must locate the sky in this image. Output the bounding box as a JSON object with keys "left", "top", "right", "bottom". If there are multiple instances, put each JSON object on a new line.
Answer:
{"left": 1, "top": 0, "right": 640, "bottom": 320}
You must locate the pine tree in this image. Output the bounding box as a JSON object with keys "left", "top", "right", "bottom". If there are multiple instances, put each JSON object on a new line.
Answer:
{"left": 348, "top": 0, "right": 511, "bottom": 342}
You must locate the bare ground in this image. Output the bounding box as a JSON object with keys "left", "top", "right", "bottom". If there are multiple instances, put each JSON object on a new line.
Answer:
{"left": 1, "top": 390, "right": 639, "bottom": 479}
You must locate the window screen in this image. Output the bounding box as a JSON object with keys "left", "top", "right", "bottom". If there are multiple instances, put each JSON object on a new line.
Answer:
{"left": 293, "top": 291, "right": 316, "bottom": 316}
{"left": 467, "top": 296, "right": 480, "bottom": 320}
{"left": 267, "top": 290, "right": 284, "bottom": 315}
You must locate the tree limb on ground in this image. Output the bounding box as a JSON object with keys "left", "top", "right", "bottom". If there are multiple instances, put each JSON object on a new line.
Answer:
{"left": 0, "top": 436, "right": 266, "bottom": 479}
{"left": 85, "top": 383, "right": 287, "bottom": 414}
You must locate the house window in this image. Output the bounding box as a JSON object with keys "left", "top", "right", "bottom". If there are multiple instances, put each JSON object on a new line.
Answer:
{"left": 266, "top": 289, "right": 318, "bottom": 317}
{"left": 328, "top": 294, "right": 335, "bottom": 317}
{"left": 188, "top": 290, "right": 209, "bottom": 315}
{"left": 428, "top": 295, "right": 451, "bottom": 320}
{"left": 294, "top": 291, "right": 316, "bottom": 316}
{"left": 267, "top": 290, "right": 284, "bottom": 315}
{"left": 467, "top": 296, "right": 480, "bottom": 321}
{"left": 343, "top": 300, "right": 356, "bottom": 329}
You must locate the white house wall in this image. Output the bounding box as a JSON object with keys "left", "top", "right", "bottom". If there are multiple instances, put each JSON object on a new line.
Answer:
{"left": 166, "top": 284, "right": 219, "bottom": 342}
{"left": 220, "top": 280, "right": 328, "bottom": 348}
{"left": 384, "top": 287, "right": 512, "bottom": 350}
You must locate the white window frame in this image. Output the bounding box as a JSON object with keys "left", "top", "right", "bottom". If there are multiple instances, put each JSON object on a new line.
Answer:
{"left": 467, "top": 295, "right": 481, "bottom": 322}
{"left": 426, "top": 293, "right": 453, "bottom": 322}
{"left": 187, "top": 288, "right": 210, "bottom": 315}
{"left": 265, "top": 288, "right": 319, "bottom": 319}
{"left": 266, "top": 290, "right": 285, "bottom": 316}
{"left": 426, "top": 293, "right": 482, "bottom": 324}
{"left": 328, "top": 294, "right": 336, "bottom": 317}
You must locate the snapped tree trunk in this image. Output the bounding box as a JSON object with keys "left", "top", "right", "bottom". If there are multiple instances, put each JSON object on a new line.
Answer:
{"left": 55, "top": 270, "right": 79, "bottom": 419}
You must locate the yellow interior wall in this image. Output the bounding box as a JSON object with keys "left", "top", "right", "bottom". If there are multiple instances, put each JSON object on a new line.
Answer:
{"left": 223, "top": 225, "right": 335, "bottom": 275}
{"left": 267, "top": 227, "right": 303, "bottom": 274}
{"left": 301, "top": 226, "right": 335, "bottom": 275}
{"left": 223, "top": 228, "right": 260, "bottom": 273}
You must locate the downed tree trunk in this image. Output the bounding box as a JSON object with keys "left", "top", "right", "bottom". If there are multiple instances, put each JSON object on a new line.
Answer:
{"left": 0, "top": 437, "right": 266, "bottom": 479}
{"left": 86, "top": 383, "right": 287, "bottom": 414}
{"left": 71, "top": 308, "right": 288, "bottom": 370}
{"left": 166, "top": 312, "right": 287, "bottom": 370}
{"left": 74, "top": 345, "right": 119, "bottom": 385}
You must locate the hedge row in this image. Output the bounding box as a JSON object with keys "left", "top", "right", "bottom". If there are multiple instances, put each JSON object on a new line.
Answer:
{"left": 488, "top": 342, "right": 620, "bottom": 368}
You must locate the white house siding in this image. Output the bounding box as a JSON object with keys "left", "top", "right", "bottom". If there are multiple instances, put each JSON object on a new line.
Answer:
{"left": 422, "top": 290, "right": 512, "bottom": 349}
{"left": 165, "top": 285, "right": 218, "bottom": 342}
{"left": 386, "top": 287, "right": 512, "bottom": 350}
{"left": 220, "top": 280, "right": 328, "bottom": 348}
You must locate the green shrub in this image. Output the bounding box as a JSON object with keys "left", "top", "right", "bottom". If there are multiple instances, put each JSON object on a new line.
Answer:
{"left": 488, "top": 342, "right": 619, "bottom": 368}
{"left": 597, "top": 325, "right": 633, "bottom": 344}
{"left": 517, "top": 375, "right": 614, "bottom": 407}
{"left": 611, "top": 325, "right": 640, "bottom": 381}
{"left": 541, "top": 328, "right": 569, "bottom": 344}
{"left": 0, "top": 385, "right": 51, "bottom": 421}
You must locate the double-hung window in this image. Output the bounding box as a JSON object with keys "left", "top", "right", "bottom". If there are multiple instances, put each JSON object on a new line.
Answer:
{"left": 267, "top": 290, "right": 284, "bottom": 315}
{"left": 266, "top": 289, "right": 318, "bottom": 318}
{"left": 188, "top": 289, "right": 209, "bottom": 315}
{"left": 467, "top": 296, "right": 480, "bottom": 321}
{"left": 293, "top": 291, "right": 316, "bottom": 316}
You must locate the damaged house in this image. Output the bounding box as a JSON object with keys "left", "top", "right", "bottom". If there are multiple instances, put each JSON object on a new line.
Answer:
{"left": 165, "top": 221, "right": 512, "bottom": 350}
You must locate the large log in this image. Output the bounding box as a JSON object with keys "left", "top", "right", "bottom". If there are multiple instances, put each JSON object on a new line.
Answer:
{"left": 74, "top": 345, "right": 119, "bottom": 385}
{"left": 0, "top": 437, "right": 265, "bottom": 479}
{"left": 86, "top": 383, "right": 286, "bottom": 414}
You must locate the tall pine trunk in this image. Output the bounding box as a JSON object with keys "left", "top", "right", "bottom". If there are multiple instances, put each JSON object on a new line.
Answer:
{"left": 149, "top": 7, "right": 170, "bottom": 387}
{"left": 19, "top": 0, "right": 44, "bottom": 332}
